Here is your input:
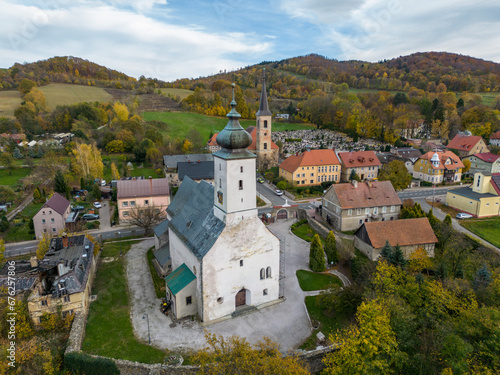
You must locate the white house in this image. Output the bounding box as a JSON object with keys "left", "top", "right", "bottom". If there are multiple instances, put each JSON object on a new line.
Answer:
{"left": 163, "top": 88, "right": 281, "bottom": 324}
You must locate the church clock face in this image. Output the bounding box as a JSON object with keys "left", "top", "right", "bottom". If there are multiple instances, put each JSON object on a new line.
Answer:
{"left": 217, "top": 191, "right": 223, "bottom": 204}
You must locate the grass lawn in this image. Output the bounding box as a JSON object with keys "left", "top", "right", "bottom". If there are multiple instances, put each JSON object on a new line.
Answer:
{"left": 296, "top": 269, "right": 342, "bottom": 291}
{"left": 1, "top": 202, "right": 43, "bottom": 243}
{"left": 0, "top": 168, "right": 32, "bottom": 187}
{"left": 159, "top": 88, "right": 193, "bottom": 100}
{"left": 460, "top": 217, "right": 500, "bottom": 248}
{"left": 39, "top": 83, "right": 113, "bottom": 109}
{"left": 141, "top": 111, "right": 315, "bottom": 142}
{"left": 256, "top": 196, "right": 266, "bottom": 207}
{"left": 147, "top": 247, "right": 166, "bottom": 299}
{"left": 82, "top": 240, "right": 166, "bottom": 363}
{"left": 0, "top": 90, "right": 22, "bottom": 118}
{"left": 291, "top": 223, "right": 326, "bottom": 246}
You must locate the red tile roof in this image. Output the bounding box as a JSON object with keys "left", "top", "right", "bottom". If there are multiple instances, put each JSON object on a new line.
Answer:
{"left": 325, "top": 180, "right": 401, "bottom": 209}
{"left": 358, "top": 218, "right": 438, "bottom": 249}
{"left": 447, "top": 134, "right": 484, "bottom": 152}
{"left": 117, "top": 178, "right": 170, "bottom": 199}
{"left": 207, "top": 134, "right": 218, "bottom": 147}
{"left": 42, "top": 192, "right": 70, "bottom": 216}
{"left": 419, "top": 151, "right": 464, "bottom": 170}
{"left": 472, "top": 153, "right": 500, "bottom": 163}
{"left": 489, "top": 131, "right": 500, "bottom": 140}
{"left": 280, "top": 149, "right": 341, "bottom": 173}
{"left": 338, "top": 151, "right": 382, "bottom": 168}
{"left": 208, "top": 127, "right": 278, "bottom": 150}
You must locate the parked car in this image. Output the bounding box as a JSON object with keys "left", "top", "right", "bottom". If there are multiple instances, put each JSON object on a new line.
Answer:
{"left": 93, "top": 202, "right": 102, "bottom": 209}
{"left": 257, "top": 177, "right": 265, "bottom": 184}
{"left": 101, "top": 180, "right": 107, "bottom": 186}
{"left": 274, "top": 189, "right": 283, "bottom": 196}
{"left": 82, "top": 214, "right": 99, "bottom": 220}
{"left": 456, "top": 213, "right": 473, "bottom": 219}
{"left": 71, "top": 205, "right": 85, "bottom": 211}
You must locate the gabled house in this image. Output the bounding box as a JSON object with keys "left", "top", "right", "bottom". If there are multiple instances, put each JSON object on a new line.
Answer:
{"left": 393, "top": 148, "right": 422, "bottom": 173}
{"left": 490, "top": 130, "right": 500, "bottom": 147}
{"left": 279, "top": 149, "right": 341, "bottom": 186}
{"left": 33, "top": 193, "right": 71, "bottom": 239}
{"left": 354, "top": 218, "right": 437, "bottom": 261}
{"left": 117, "top": 177, "right": 170, "bottom": 221}
{"left": 177, "top": 160, "right": 214, "bottom": 185}
{"left": 413, "top": 151, "right": 464, "bottom": 184}
{"left": 27, "top": 235, "right": 96, "bottom": 325}
{"left": 447, "top": 134, "right": 489, "bottom": 157}
{"left": 321, "top": 180, "right": 402, "bottom": 232}
{"left": 338, "top": 151, "right": 381, "bottom": 182}
{"left": 446, "top": 172, "right": 500, "bottom": 218}
{"left": 163, "top": 154, "right": 214, "bottom": 187}
{"left": 462, "top": 153, "right": 500, "bottom": 175}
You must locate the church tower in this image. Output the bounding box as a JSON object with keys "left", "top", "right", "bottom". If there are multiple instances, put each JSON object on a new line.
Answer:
{"left": 255, "top": 69, "right": 273, "bottom": 171}
{"left": 214, "top": 84, "right": 258, "bottom": 225}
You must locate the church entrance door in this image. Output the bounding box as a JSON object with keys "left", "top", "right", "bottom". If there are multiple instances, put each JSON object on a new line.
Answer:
{"left": 277, "top": 209, "right": 288, "bottom": 219}
{"left": 235, "top": 288, "right": 246, "bottom": 307}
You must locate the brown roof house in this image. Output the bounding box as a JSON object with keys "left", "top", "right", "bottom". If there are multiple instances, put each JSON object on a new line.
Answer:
{"left": 447, "top": 133, "right": 489, "bottom": 157}
{"left": 354, "top": 218, "right": 438, "bottom": 261}
{"left": 33, "top": 193, "right": 71, "bottom": 239}
{"left": 27, "top": 235, "right": 96, "bottom": 325}
{"left": 338, "top": 150, "right": 382, "bottom": 182}
{"left": 321, "top": 180, "right": 402, "bottom": 232}
{"left": 490, "top": 130, "right": 500, "bottom": 147}
{"left": 117, "top": 177, "right": 170, "bottom": 221}
{"left": 279, "top": 149, "right": 341, "bottom": 186}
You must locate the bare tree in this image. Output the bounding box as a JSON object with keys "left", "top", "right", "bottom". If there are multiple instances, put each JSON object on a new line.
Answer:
{"left": 126, "top": 204, "right": 167, "bottom": 236}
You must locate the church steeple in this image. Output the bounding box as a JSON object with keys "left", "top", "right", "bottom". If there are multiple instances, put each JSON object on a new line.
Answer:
{"left": 256, "top": 69, "right": 272, "bottom": 117}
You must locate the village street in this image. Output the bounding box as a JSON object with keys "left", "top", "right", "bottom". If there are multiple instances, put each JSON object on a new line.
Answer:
{"left": 125, "top": 220, "right": 316, "bottom": 354}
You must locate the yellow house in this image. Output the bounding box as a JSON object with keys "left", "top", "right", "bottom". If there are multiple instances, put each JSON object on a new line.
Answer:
{"left": 279, "top": 149, "right": 341, "bottom": 187}
{"left": 446, "top": 172, "right": 500, "bottom": 218}
{"left": 413, "top": 151, "right": 463, "bottom": 184}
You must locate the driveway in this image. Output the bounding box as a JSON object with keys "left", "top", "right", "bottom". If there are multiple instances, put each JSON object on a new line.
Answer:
{"left": 125, "top": 219, "right": 314, "bottom": 353}
{"left": 97, "top": 199, "right": 111, "bottom": 230}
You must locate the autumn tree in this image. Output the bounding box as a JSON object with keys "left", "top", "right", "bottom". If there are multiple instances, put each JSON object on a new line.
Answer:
{"left": 324, "top": 231, "right": 338, "bottom": 265}
{"left": 194, "top": 333, "right": 309, "bottom": 375}
{"left": 462, "top": 159, "right": 471, "bottom": 174}
{"left": 378, "top": 160, "right": 412, "bottom": 191}
{"left": 113, "top": 102, "right": 129, "bottom": 122}
{"left": 126, "top": 204, "right": 167, "bottom": 236}
{"left": 182, "top": 139, "right": 193, "bottom": 153}
{"left": 309, "top": 234, "right": 326, "bottom": 272}
{"left": 106, "top": 139, "right": 125, "bottom": 153}
{"left": 0, "top": 239, "right": 5, "bottom": 263}
{"left": 36, "top": 232, "right": 51, "bottom": 260}
{"left": 17, "top": 78, "right": 37, "bottom": 94}
{"left": 71, "top": 143, "right": 103, "bottom": 181}
{"left": 110, "top": 162, "right": 120, "bottom": 180}
{"left": 408, "top": 247, "right": 432, "bottom": 274}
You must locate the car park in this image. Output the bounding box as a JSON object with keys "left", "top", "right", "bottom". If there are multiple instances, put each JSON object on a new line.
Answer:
{"left": 456, "top": 212, "right": 473, "bottom": 219}
{"left": 82, "top": 214, "right": 99, "bottom": 220}
{"left": 93, "top": 202, "right": 102, "bottom": 209}
{"left": 275, "top": 189, "right": 283, "bottom": 196}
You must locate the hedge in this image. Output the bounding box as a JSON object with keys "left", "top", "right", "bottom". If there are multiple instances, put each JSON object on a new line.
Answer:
{"left": 64, "top": 352, "right": 120, "bottom": 375}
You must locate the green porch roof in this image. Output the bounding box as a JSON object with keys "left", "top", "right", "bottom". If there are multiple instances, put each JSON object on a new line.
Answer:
{"left": 164, "top": 263, "right": 196, "bottom": 296}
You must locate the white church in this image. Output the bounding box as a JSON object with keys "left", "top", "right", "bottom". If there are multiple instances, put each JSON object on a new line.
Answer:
{"left": 163, "top": 85, "right": 282, "bottom": 324}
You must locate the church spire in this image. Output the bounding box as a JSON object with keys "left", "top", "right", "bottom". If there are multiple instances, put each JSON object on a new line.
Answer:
{"left": 256, "top": 68, "right": 272, "bottom": 116}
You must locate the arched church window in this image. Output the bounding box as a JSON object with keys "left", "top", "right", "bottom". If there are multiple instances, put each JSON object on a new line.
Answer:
{"left": 260, "top": 268, "right": 265, "bottom": 280}
{"left": 266, "top": 267, "right": 272, "bottom": 278}
{"left": 239, "top": 180, "right": 243, "bottom": 190}
{"left": 264, "top": 120, "right": 268, "bottom": 128}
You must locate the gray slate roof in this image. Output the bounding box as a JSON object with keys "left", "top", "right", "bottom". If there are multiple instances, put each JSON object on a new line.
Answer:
{"left": 167, "top": 176, "right": 225, "bottom": 259}
{"left": 449, "top": 187, "right": 498, "bottom": 201}
{"left": 117, "top": 178, "right": 169, "bottom": 199}
{"left": 154, "top": 246, "right": 171, "bottom": 267}
{"left": 154, "top": 219, "right": 169, "bottom": 238}
{"left": 163, "top": 154, "right": 213, "bottom": 170}
{"left": 178, "top": 161, "right": 214, "bottom": 181}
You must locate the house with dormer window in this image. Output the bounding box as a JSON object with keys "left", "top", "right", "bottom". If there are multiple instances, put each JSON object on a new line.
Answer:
{"left": 412, "top": 151, "right": 464, "bottom": 184}
{"left": 338, "top": 151, "right": 381, "bottom": 182}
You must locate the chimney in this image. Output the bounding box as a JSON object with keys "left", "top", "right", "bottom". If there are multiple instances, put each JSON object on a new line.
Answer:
{"left": 352, "top": 180, "right": 358, "bottom": 188}
{"left": 30, "top": 256, "right": 38, "bottom": 268}
{"left": 62, "top": 234, "right": 68, "bottom": 248}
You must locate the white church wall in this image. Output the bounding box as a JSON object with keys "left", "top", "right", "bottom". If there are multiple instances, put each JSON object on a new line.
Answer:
{"left": 201, "top": 217, "right": 280, "bottom": 322}
{"left": 174, "top": 279, "right": 197, "bottom": 319}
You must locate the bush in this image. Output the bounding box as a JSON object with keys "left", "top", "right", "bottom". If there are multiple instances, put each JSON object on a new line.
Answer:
{"left": 64, "top": 352, "right": 120, "bottom": 375}
{"left": 291, "top": 219, "right": 308, "bottom": 231}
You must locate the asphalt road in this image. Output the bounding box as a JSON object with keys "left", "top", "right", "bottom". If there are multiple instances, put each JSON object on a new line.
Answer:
{"left": 397, "top": 186, "right": 462, "bottom": 201}
{"left": 256, "top": 181, "right": 287, "bottom": 206}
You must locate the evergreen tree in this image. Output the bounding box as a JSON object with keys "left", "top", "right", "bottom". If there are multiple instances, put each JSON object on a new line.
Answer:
{"left": 443, "top": 214, "right": 452, "bottom": 226}
{"left": 309, "top": 234, "right": 326, "bottom": 272}
{"left": 380, "top": 240, "right": 393, "bottom": 260}
{"left": 473, "top": 264, "right": 492, "bottom": 290}
{"left": 80, "top": 177, "right": 85, "bottom": 190}
{"left": 12, "top": 148, "right": 23, "bottom": 159}
{"left": 391, "top": 244, "right": 407, "bottom": 268}
{"left": 349, "top": 169, "right": 360, "bottom": 182}
{"left": 324, "top": 231, "right": 339, "bottom": 265}
{"left": 54, "top": 169, "right": 67, "bottom": 194}
{"left": 0, "top": 216, "right": 9, "bottom": 233}
{"left": 92, "top": 183, "right": 101, "bottom": 201}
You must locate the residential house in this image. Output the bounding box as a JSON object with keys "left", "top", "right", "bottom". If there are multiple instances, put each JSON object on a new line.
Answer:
{"left": 279, "top": 149, "right": 341, "bottom": 187}
{"left": 446, "top": 172, "right": 500, "bottom": 218}
{"left": 117, "top": 177, "right": 170, "bottom": 221}
{"left": 163, "top": 154, "right": 214, "bottom": 187}
{"left": 177, "top": 160, "right": 214, "bottom": 185}
{"left": 321, "top": 180, "right": 402, "bottom": 232}
{"left": 160, "top": 95, "right": 281, "bottom": 323}
{"left": 33, "top": 193, "right": 71, "bottom": 239}
{"left": 392, "top": 148, "right": 422, "bottom": 173}
{"left": 412, "top": 151, "right": 464, "bottom": 184}
{"left": 338, "top": 151, "right": 381, "bottom": 182}
{"left": 376, "top": 152, "right": 402, "bottom": 166}
{"left": 462, "top": 153, "right": 500, "bottom": 175}
{"left": 0, "top": 133, "right": 26, "bottom": 144}
{"left": 354, "top": 218, "right": 438, "bottom": 261}
{"left": 27, "top": 235, "right": 96, "bottom": 325}
{"left": 490, "top": 130, "right": 500, "bottom": 147}
{"left": 447, "top": 133, "right": 489, "bottom": 157}
{"left": 0, "top": 258, "right": 38, "bottom": 296}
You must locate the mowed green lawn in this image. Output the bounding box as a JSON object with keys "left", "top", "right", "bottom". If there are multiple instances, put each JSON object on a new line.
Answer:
{"left": 461, "top": 217, "right": 500, "bottom": 248}
{"left": 39, "top": 83, "right": 113, "bottom": 109}
{"left": 0, "top": 168, "right": 32, "bottom": 187}
{"left": 142, "top": 111, "right": 315, "bottom": 141}
{"left": 159, "top": 88, "right": 193, "bottom": 100}
{"left": 0, "top": 90, "right": 22, "bottom": 118}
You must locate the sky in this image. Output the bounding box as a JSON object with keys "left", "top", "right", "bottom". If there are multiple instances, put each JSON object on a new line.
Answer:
{"left": 1, "top": 0, "right": 500, "bottom": 82}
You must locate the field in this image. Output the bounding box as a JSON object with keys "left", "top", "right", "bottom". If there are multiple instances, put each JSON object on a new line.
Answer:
{"left": 475, "top": 92, "right": 499, "bottom": 107}
{"left": 0, "top": 90, "right": 22, "bottom": 118}
{"left": 159, "top": 88, "right": 193, "bottom": 100}
{"left": 142, "top": 111, "right": 315, "bottom": 142}
{"left": 0, "top": 168, "right": 32, "bottom": 187}
{"left": 460, "top": 217, "right": 500, "bottom": 248}
{"left": 39, "top": 83, "right": 113, "bottom": 109}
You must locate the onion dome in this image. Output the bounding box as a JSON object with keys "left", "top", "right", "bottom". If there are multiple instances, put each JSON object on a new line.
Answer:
{"left": 216, "top": 83, "right": 252, "bottom": 150}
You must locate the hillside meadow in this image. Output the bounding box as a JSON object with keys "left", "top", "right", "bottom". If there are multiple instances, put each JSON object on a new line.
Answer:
{"left": 39, "top": 83, "right": 113, "bottom": 109}
{"left": 0, "top": 90, "right": 22, "bottom": 118}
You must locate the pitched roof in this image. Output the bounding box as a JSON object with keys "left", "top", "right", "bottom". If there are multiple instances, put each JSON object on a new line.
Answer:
{"left": 450, "top": 186, "right": 497, "bottom": 201}
{"left": 256, "top": 79, "right": 272, "bottom": 116}
{"left": 394, "top": 148, "right": 422, "bottom": 160}
{"left": 447, "top": 134, "right": 484, "bottom": 151}
{"left": 154, "top": 246, "right": 171, "bottom": 267}
{"left": 167, "top": 177, "right": 225, "bottom": 259}
{"left": 117, "top": 178, "right": 169, "bottom": 199}
{"left": 178, "top": 161, "right": 214, "bottom": 181}
{"left": 356, "top": 218, "right": 438, "bottom": 249}
{"left": 419, "top": 151, "right": 464, "bottom": 170}
{"left": 42, "top": 192, "right": 70, "bottom": 216}
{"left": 207, "top": 133, "right": 218, "bottom": 147}
{"left": 280, "top": 149, "right": 341, "bottom": 173}
{"left": 153, "top": 219, "right": 169, "bottom": 237}
{"left": 338, "top": 151, "right": 382, "bottom": 168}
{"left": 471, "top": 153, "right": 500, "bottom": 163}
{"left": 491, "top": 173, "right": 500, "bottom": 195}
{"left": 491, "top": 131, "right": 500, "bottom": 140}
{"left": 164, "top": 263, "right": 196, "bottom": 295}
{"left": 163, "top": 154, "right": 213, "bottom": 169}
{"left": 325, "top": 181, "right": 401, "bottom": 209}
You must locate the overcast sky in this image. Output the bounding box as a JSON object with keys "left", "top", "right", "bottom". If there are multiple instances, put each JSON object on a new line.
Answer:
{"left": 1, "top": 0, "right": 499, "bottom": 82}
